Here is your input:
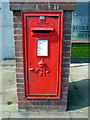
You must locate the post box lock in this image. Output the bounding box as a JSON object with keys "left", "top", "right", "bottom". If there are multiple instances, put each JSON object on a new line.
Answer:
{"left": 22, "top": 11, "right": 63, "bottom": 99}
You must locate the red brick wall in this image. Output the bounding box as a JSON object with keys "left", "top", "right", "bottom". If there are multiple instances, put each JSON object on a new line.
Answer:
{"left": 10, "top": 2, "right": 74, "bottom": 111}
{"left": 10, "top": 2, "right": 76, "bottom": 11}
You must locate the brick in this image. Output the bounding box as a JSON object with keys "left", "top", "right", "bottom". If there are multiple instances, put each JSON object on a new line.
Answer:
{"left": 26, "top": 102, "right": 33, "bottom": 105}
{"left": 63, "top": 41, "right": 71, "bottom": 47}
{"left": 62, "top": 73, "right": 69, "bottom": 78}
{"left": 63, "top": 47, "right": 71, "bottom": 52}
{"left": 17, "top": 83, "right": 24, "bottom": 88}
{"left": 53, "top": 101, "right": 67, "bottom": 105}
{"left": 62, "top": 63, "right": 70, "bottom": 68}
{"left": 17, "top": 93, "right": 24, "bottom": 98}
{"left": 15, "top": 41, "right": 22, "bottom": 46}
{"left": 64, "top": 18, "right": 72, "bottom": 23}
{"left": 62, "top": 68, "right": 69, "bottom": 73}
{"left": 15, "top": 46, "right": 22, "bottom": 51}
{"left": 64, "top": 24, "right": 71, "bottom": 29}
{"left": 29, "top": 102, "right": 38, "bottom": 105}
{"left": 14, "top": 28, "right": 22, "bottom": 32}
{"left": 18, "top": 4, "right": 36, "bottom": 10}
{"left": 16, "top": 68, "right": 24, "bottom": 73}
{"left": 16, "top": 63, "right": 23, "bottom": 67}
{"left": 62, "top": 80, "right": 68, "bottom": 84}
{"left": 62, "top": 50, "right": 71, "bottom": 53}
{"left": 18, "top": 105, "right": 32, "bottom": 110}
{"left": 15, "top": 52, "right": 23, "bottom": 57}
{"left": 63, "top": 30, "right": 71, "bottom": 34}
{"left": 18, "top": 97, "right": 26, "bottom": 101}
{"left": 32, "top": 105, "right": 48, "bottom": 110}
{"left": 14, "top": 36, "right": 22, "bottom": 40}
{"left": 46, "top": 1, "right": 67, "bottom": 4}
{"left": 15, "top": 58, "right": 23, "bottom": 62}
{"left": 36, "top": 101, "right": 51, "bottom": 105}
{"left": 62, "top": 78, "right": 69, "bottom": 82}
{"left": 49, "top": 4, "right": 54, "bottom": 10}
{"left": 18, "top": 101, "right": 33, "bottom": 106}
{"left": 10, "top": 4, "right": 19, "bottom": 11}
{"left": 64, "top": 11, "right": 72, "bottom": 18}
{"left": 64, "top": 27, "right": 71, "bottom": 31}
{"left": 61, "top": 92, "right": 68, "bottom": 98}
{"left": 48, "top": 105, "right": 59, "bottom": 110}
{"left": 10, "top": 2, "right": 76, "bottom": 11}
{"left": 14, "top": 29, "right": 22, "bottom": 34}
{"left": 38, "top": 4, "right": 48, "bottom": 10}
{"left": 64, "top": 4, "right": 71, "bottom": 10}
{"left": 58, "top": 4, "right": 64, "bottom": 10}
{"left": 61, "top": 87, "right": 68, "bottom": 92}
{"left": 16, "top": 79, "right": 24, "bottom": 83}
{"left": 16, "top": 74, "right": 24, "bottom": 78}
{"left": 63, "top": 36, "right": 71, "bottom": 40}
{"left": 13, "top": 11, "right": 21, "bottom": 17}
{"left": 60, "top": 105, "right": 67, "bottom": 111}
{"left": 63, "top": 52, "right": 70, "bottom": 57}
{"left": 17, "top": 88, "right": 24, "bottom": 92}
{"left": 14, "top": 24, "right": 22, "bottom": 29}
{"left": 18, "top": 102, "right": 26, "bottom": 106}
{"left": 15, "top": 46, "right": 22, "bottom": 52}
{"left": 67, "top": 4, "right": 76, "bottom": 10}
{"left": 13, "top": 15, "right": 22, "bottom": 19}
{"left": 62, "top": 61, "right": 70, "bottom": 65}
{"left": 61, "top": 95, "right": 68, "bottom": 99}
{"left": 61, "top": 4, "right": 71, "bottom": 10}
{"left": 62, "top": 82, "right": 69, "bottom": 87}
{"left": 62, "top": 57, "right": 70, "bottom": 62}
{"left": 13, "top": 17, "right": 21, "bottom": 23}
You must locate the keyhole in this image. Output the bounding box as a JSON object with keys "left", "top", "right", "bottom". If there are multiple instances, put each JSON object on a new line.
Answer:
{"left": 30, "top": 63, "right": 32, "bottom": 65}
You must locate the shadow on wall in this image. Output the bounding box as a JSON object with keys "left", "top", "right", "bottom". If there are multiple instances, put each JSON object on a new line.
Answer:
{"left": 71, "top": 57, "right": 90, "bottom": 63}
{"left": 67, "top": 79, "right": 89, "bottom": 111}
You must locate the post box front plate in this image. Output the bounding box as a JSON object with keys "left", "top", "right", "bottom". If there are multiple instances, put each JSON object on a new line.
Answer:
{"left": 22, "top": 11, "right": 63, "bottom": 99}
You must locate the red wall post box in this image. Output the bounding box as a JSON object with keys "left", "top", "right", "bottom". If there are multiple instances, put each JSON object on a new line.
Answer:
{"left": 10, "top": 1, "right": 75, "bottom": 110}
{"left": 22, "top": 11, "right": 63, "bottom": 99}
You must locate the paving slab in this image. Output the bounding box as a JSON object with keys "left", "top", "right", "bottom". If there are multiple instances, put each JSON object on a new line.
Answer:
{"left": 70, "top": 63, "right": 88, "bottom": 82}
{"left": 70, "top": 111, "right": 88, "bottom": 118}
{"left": 2, "top": 104, "right": 18, "bottom": 113}
{"left": 68, "top": 63, "right": 88, "bottom": 112}
{"left": 9, "top": 112, "right": 41, "bottom": 118}
{"left": 0, "top": 60, "right": 89, "bottom": 119}
{"left": 38, "top": 112, "right": 70, "bottom": 118}
{"left": 2, "top": 112, "right": 10, "bottom": 118}
{"left": 9, "top": 111, "right": 71, "bottom": 118}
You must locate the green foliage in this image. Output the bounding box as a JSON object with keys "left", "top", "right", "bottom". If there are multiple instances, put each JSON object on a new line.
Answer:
{"left": 71, "top": 43, "right": 90, "bottom": 57}
{"left": 7, "top": 101, "right": 12, "bottom": 105}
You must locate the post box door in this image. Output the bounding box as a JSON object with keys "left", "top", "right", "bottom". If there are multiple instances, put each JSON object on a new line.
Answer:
{"left": 22, "top": 11, "right": 63, "bottom": 99}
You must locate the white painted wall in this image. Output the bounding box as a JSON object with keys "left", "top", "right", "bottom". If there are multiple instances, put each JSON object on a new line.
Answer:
{"left": 0, "top": 1, "right": 14, "bottom": 62}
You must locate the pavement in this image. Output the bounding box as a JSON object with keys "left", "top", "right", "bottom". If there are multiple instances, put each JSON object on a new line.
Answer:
{"left": 0, "top": 60, "right": 89, "bottom": 119}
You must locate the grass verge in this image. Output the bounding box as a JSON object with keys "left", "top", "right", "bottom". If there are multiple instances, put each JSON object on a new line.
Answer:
{"left": 71, "top": 43, "right": 90, "bottom": 57}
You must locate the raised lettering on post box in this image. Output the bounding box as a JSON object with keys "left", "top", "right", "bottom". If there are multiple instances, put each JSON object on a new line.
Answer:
{"left": 22, "top": 11, "right": 63, "bottom": 99}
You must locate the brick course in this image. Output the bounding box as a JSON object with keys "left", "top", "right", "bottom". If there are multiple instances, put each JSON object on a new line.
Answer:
{"left": 10, "top": 1, "right": 75, "bottom": 111}
{"left": 10, "top": 2, "right": 76, "bottom": 11}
